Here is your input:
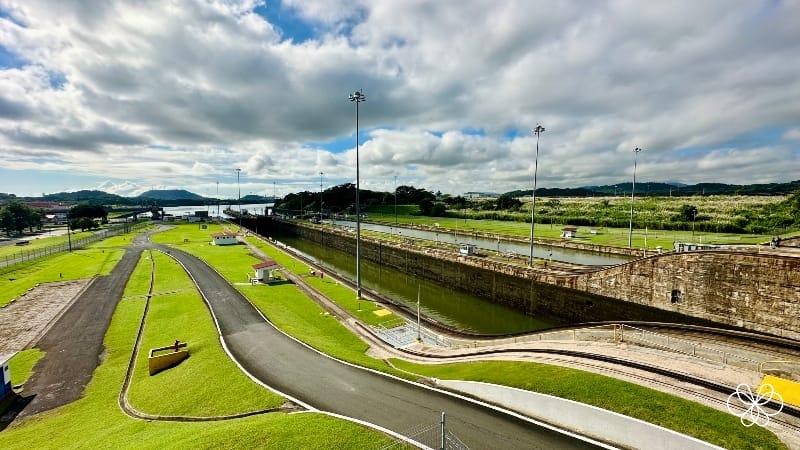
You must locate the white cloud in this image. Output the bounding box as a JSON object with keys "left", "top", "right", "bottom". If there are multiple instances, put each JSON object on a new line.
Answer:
{"left": 1, "top": 0, "right": 799, "bottom": 197}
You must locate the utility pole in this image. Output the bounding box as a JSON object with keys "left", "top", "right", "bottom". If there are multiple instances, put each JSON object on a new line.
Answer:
{"left": 349, "top": 89, "right": 366, "bottom": 309}
{"left": 530, "top": 124, "right": 545, "bottom": 266}
{"left": 236, "top": 168, "right": 242, "bottom": 231}
{"left": 628, "top": 147, "right": 643, "bottom": 248}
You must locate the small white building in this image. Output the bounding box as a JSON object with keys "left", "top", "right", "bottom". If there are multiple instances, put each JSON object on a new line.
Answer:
{"left": 561, "top": 227, "right": 578, "bottom": 239}
{"left": 1, "top": 352, "right": 14, "bottom": 401}
{"left": 252, "top": 260, "right": 279, "bottom": 281}
{"left": 211, "top": 231, "right": 237, "bottom": 246}
{"left": 459, "top": 243, "right": 477, "bottom": 256}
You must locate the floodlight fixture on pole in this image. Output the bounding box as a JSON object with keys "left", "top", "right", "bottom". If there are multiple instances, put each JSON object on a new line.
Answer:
{"left": 628, "top": 147, "right": 643, "bottom": 248}
{"left": 236, "top": 168, "right": 242, "bottom": 231}
{"left": 529, "top": 124, "right": 545, "bottom": 267}
{"left": 349, "top": 89, "right": 366, "bottom": 308}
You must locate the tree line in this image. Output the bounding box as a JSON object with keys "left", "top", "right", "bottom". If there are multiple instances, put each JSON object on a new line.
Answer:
{"left": 0, "top": 201, "right": 109, "bottom": 236}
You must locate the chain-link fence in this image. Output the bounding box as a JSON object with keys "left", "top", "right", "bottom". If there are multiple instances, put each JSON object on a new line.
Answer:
{"left": 377, "top": 413, "right": 469, "bottom": 450}
{"left": 0, "top": 221, "right": 148, "bottom": 270}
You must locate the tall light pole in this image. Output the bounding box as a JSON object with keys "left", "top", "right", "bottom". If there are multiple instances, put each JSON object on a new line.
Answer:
{"left": 529, "top": 124, "right": 545, "bottom": 267}
{"left": 394, "top": 175, "right": 398, "bottom": 224}
{"left": 236, "top": 168, "right": 242, "bottom": 231}
{"left": 349, "top": 89, "right": 366, "bottom": 308}
{"left": 628, "top": 147, "right": 642, "bottom": 248}
{"left": 319, "top": 171, "right": 324, "bottom": 219}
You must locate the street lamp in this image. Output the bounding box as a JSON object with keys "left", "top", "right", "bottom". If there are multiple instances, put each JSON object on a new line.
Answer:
{"left": 394, "top": 175, "right": 398, "bottom": 224}
{"left": 628, "top": 147, "right": 643, "bottom": 248}
{"left": 349, "top": 89, "right": 366, "bottom": 308}
{"left": 236, "top": 168, "right": 242, "bottom": 231}
{"left": 319, "top": 171, "right": 324, "bottom": 220}
{"left": 529, "top": 124, "right": 545, "bottom": 267}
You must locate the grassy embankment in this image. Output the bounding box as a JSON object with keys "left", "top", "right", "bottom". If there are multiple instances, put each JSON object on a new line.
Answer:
{"left": 125, "top": 250, "right": 285, "bottom": 416}
{"left": 390, "top": 360, "right": 784, "bottom": 450}
{"left": 0, "top": 228, "right": 396, "bottom": 449}
{"left": 150, "top": 225, "right": 403, "bottom": 374}
{"left": 0, "top": 242, "right": 126, "bottom": 308}
{"left": 8, "top": 349, "right": 45, "bottom": 387}
{"left": 164, "top": 223, "right": 785, "bottom": 450}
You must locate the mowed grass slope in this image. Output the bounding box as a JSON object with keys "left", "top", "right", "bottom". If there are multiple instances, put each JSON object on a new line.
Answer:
{"left": 390, "top": 360, "right": 786, "bottom": 450}
{"left": 0, "top": 230, "right": 396, "bottom": 449}
{"left": 0, "top": 247, "right": 124, "bottom": 307}
{"left": 152, "top": 224, "right": 402, "bottom": 374}
{"left": 125, "top": 251, "right": 285, "bottom": 416}
{"left": 0, "top": 296, "right": 394, "bottom": 449}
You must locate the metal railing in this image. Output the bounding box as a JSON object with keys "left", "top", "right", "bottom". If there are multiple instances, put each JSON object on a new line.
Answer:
{"left": 0, "top": 221, "right": 148, "bottom": 270}
{"left": 618, "top": 324, "right": 762, "bottom": 371}
{"left": 375, "top": 319, "right": 451, "bottom": 348}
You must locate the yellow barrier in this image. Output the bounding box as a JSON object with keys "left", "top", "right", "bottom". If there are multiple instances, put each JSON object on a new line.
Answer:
{"left": 760, "top": 375, "right": 800, "bottom": 408}
{"left": 148, "top": 342, "right": 189, "bottom": 375}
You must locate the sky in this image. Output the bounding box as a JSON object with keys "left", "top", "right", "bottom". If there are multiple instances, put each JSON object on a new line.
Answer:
{"left": 1, "top": 0, "right": 799, "bottom": 199}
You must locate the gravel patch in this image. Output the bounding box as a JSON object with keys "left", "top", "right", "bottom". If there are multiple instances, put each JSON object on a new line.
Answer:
{"left": 0, "top": 280, "right": 91, "bottom": 354}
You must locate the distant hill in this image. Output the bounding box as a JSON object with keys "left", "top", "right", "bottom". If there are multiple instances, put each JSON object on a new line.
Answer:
{"left": 137, "top": 189, "right": 205, "bottom": 201}
{"left": 240, "top": 194, "right": 272, "bottom": 203}
{"left": 42, "top": 190, "right": 128, "bottom": 204}
{"left": 506, "top": 180, "right": 800, "bottom": 198}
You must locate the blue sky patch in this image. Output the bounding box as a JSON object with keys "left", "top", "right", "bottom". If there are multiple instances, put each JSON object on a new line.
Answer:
{"left": 254, "top": 1, "right": 317, "bottom": 43}
{"left": 0, "top": 44, "right": 25, "bottom": 69}
{"left": 311, "top": 130, "right": 374, "bottom": 153}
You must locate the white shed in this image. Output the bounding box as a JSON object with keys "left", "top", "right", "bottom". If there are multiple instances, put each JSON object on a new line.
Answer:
{"left": 211, "top": 231, "right": 237, "bottom": 246}
{"left": 561, "top": 227, "right": 578, "bottom": 239}
{"left": 252, "top": 260, "right": 279, "bottom": 281}
{"left": 1, "top": 352, "right": 14, "bottom": 400}
{"left": 459, "top": 243, "right": 477, "bottom": 256}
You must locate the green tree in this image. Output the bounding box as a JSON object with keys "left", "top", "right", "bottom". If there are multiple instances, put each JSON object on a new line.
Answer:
{"left": 28, "top": 209, "right": 44, "bottom": 232}
{"left": 0, "top": 201, "right": 33, "bottom": 235}
{"left": 496, "top": 194, "right": 522, "bottom": 210}
{"left": 69, "top": 204, "right": 108, "bottom": 220}
{"left": 71, "top": 217, "right": 99, "bottom": 231}
{"left": 680, "top": 204, "right": 698, "bottom": 222}
{"left": 418, "top": 198, "right": 434, "bottom": 215}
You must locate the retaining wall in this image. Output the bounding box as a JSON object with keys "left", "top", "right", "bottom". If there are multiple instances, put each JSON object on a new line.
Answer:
{"left": 269, "top": 219, "right": 800, "bottom": 339}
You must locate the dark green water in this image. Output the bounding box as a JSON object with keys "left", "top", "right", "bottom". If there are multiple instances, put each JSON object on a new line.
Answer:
{"left": 274, "top": 234, "right": 554, "bottom": 334}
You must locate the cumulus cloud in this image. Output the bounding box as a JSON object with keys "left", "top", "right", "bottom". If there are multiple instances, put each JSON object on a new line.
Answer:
{"left": 1, "top": 0, "right": 799, "bottom": 197}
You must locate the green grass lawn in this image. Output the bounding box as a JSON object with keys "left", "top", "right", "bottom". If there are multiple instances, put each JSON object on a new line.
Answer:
{"left": 366, "top": 209, "right": 776, "bottom": 249}
{"left": 0, "top": 230, "right": 397, "bottom": 449}
{"left": 157, "top": 223, "right": 787, "bottom": 450}
{"left": 0, "top": 292, "right": 394, "bottom": 449}
{"left": 0, "top": 230, "right": 95, "bottom": 260}
{"left": 246, "top": 236, "right": 400, "bottom": 326}
{"left": 390, "top": 360, "right": 786, "bottom": 450}
{"left": 8, "top": 349, "right": 45, "bottom": 388}
{"left": 126, "top": 250, "right": 285, "bottom": 416}
{"left": 0, "top": 247, "right": 124, "bottom": 307}
{"left": 5, "top": 222, "right": 771, "bottom": 449}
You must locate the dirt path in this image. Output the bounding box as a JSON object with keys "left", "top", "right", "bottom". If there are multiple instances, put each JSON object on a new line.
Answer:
{"left": 0, "top": 280, "right": 92, "bottom": 354}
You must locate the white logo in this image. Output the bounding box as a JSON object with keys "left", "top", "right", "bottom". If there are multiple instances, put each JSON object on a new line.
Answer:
{"left": 726, "top": 383, "right": 784, "bottom": 427}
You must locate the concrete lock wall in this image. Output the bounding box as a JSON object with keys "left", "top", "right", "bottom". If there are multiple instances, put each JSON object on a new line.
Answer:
{"left": 271, "top": 220, "right": 800, "bottom": 338}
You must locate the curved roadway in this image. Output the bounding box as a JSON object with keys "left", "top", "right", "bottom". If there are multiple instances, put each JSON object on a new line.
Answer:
{"left": 158, "top": 245, "right": 602, "bottom": 449}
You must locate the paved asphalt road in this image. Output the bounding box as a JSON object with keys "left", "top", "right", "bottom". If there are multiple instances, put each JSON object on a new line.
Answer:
{"left": 161, "top": 245, "right": 601, "bottom": 449}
